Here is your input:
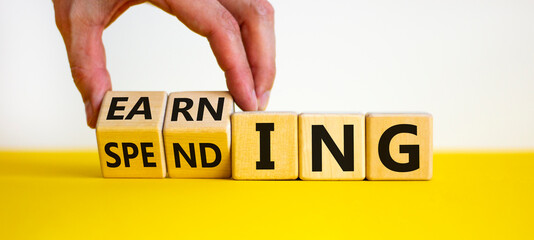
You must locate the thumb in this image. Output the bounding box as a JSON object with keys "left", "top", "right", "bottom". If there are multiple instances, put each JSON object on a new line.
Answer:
{"left": 57, "top": 18, "right": 111, "bottom": 128}
{"left": 69, "top": 28, "right": 111, "bottom": 128}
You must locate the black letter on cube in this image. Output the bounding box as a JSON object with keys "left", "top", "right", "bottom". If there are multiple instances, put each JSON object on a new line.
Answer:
{"left": 140, "top": 142, "right": 156, "bottom": 167}
{"left": 105, "top": 142, "right": 121, "bottom": 167}
{"left": 171, "top": 98, "right": 194, "bottom": 121}
{"left": 311, "top": 125, "right": 354, "bottom": 172}
{"left": 122, "top": 142, "right": 139, "bottom": 167}
{"left": 173, "top": 143, "right": 196, "bottom": 168}
{"left": 126, "top": 97, "right": 152, "bottom": 120}
{"left": 107, "top": 97, "right": 128, "bottom": 120}
{"left": 197, "top": 97, "right": 225, "bottom": 121}
{"left": 256, "top": 123, "right": 275, "bottom": 170}
{"left": 378, "top": 124, "right": 420, "bottom": 172}
{"left": 199, "top": 143, "right": 222, "bottom": 167}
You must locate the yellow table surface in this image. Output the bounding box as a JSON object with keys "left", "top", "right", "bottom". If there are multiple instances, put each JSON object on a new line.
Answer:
{"left": 0, "top": 151, "right": 533, "bottom": 239}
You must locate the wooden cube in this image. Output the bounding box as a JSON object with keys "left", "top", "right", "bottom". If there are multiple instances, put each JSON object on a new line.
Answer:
{"left": 232, "top": 112, "right": 298, "bottom": 180}
{"left": 96, "top": 91, "right": 167, "bottom": 178}
{"left": 299, "top": 113, "right": 365, "bottom": 180}
{"left": 365, "top": 113, "right": 433, "bottom": 180}
{"left": 163, "top": 91, "right": 234, "bottom": 178}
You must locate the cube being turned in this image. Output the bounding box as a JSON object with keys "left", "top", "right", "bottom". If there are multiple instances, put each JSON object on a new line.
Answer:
{"left": 299, "top": 113, "right": 365, "bottom": 180}
{"left": 96, "top": 91, "right": 168, "bottom": 178}
{"left": 365, "top": 113, "right": 433, "bottom": 180}
{"left": 232, "top": 112, "right": 298, "bottom": 180}
{"left": 163, "top": 91, "right": 234, "bottom": 178}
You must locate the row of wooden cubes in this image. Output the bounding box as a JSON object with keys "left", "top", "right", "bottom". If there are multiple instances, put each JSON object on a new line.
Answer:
{"left": 96, "top": 91, "right": 432, "bottom": 180}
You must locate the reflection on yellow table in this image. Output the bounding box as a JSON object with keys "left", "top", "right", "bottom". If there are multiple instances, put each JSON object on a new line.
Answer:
{"left": 0, "top": 151, "right": 532, "bottom": 239}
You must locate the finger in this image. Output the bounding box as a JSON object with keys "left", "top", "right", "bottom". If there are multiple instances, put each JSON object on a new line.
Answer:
{"left": 54, "top": 4, "right": 111, "bottom": 128}
{"left": 68, "top": 27, "right": 111, "bottom": 128}
{"left": 218, "top": 0, "right": 276, "bottom": 110}
{"left": 151, "top": 0, "right": 258, "bottom": 111}
{"left": 54, "top": 1, "right": 143, "bottom": 128}
{"left": 106, "top": 0, "right": 146, "bottom": 27}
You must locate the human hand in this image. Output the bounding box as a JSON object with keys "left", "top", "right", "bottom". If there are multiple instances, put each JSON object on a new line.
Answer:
{"left": 53, "top": 0, "right": 275, "bottom": 128}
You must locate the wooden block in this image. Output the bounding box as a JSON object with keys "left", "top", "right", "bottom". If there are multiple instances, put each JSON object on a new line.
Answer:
{"left": 299, "top": 113, "right": 365, "bottom": 180}
{"left": 232, "top": 112, "right": 298, "bottom": 180}
{"left": 365, "top": 113, "right": 433, "bottom": 180}
{"left": 96, "top": 91, "right": 167, "bottom": 178}
{"left": 163, "top": 91, "right": 234, "bottom": 178}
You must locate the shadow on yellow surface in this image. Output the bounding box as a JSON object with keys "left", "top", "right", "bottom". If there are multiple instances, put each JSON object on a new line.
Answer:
{"left": 0, "top": 151, "right": 533, "bottom": 239}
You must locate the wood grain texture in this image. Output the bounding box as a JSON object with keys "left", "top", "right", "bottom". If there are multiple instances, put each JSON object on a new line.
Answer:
{"left": 299, "top": 113, "right": 365, "bottom": 180}
{"left": 365, "top": 113, "right": 433, "bottom": 180}
{"left": 232, "top": 112, "right": 298, "bottom": 180}
{"left": 163, "top": 91, "right": 233, "bottom": 178}
{"left": 96, "top": 91, "right": 167, "bottom": 178}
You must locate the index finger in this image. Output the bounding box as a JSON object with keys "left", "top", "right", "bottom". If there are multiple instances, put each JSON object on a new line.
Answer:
{"left": 218, "top": 0, "right": 276, "bottom": 110}
{"left": 151, "top": 0, "right": 258, "bottom": 111}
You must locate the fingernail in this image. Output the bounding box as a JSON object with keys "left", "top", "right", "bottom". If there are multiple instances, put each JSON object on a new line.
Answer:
{"left": 84, "top": 101, "right": 94, "bottom": 128}
{"left": 257, "top": 90, "right": 271, "bottom": 111}
{"left": 250, "top": 89, "right": 258, "bottom": 111}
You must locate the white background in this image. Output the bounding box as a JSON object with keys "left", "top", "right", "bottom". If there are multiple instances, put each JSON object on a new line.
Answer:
{"left": 0, "top": 0, "right": 533, "bottom": 150}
